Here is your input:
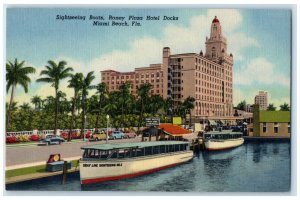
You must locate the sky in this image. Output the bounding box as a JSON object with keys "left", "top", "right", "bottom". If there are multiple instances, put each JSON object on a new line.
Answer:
{"left": 5, "top": 7, "right": 291, "bottom": 108}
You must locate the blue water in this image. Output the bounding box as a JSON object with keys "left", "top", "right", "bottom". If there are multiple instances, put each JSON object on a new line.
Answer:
{"left": 6, "top": 141, "right": 291, "bottom": 192}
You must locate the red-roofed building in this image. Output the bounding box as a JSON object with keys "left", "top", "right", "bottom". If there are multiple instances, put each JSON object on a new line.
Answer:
{"left": 159, "top": 124, "right": 191, "bottom": 137}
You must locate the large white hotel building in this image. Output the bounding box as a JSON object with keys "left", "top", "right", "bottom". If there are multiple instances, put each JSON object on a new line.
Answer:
{"left": 101, "top": 16, "right": 234, "bottom": 117}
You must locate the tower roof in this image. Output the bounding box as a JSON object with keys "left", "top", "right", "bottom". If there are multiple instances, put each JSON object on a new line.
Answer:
{"left": 212, "top": 16, "right": 219, "bottom": 23}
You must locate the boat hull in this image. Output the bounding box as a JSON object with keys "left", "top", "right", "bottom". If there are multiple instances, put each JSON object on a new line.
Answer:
{"left": 205, "top": 138, "right": 244, "bottom": 151}
{"left": 80, "top": 151, "right": 193, "bottom": 184}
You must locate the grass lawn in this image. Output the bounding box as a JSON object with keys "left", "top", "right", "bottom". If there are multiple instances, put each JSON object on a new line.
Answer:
{"left": 6, "top": 160, "right": 79, "bottom": 178}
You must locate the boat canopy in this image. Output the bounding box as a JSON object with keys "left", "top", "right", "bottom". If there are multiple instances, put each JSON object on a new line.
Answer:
{"left": 81, "top": 141, "right": 190, "bottom": 151}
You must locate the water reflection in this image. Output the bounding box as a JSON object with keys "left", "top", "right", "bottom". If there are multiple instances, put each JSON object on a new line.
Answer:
{"left": 201, "top": 150, "right": 234, "bottom": 183}
{"left": 252, "top": 142, "right": 261, "bottom": 163}
{"left": 6, "top": 142, "right": 291, "bottom": 192}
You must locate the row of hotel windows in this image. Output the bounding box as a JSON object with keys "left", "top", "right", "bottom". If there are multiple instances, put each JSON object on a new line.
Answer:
{"left": 109, "top": 83, "right": 163, "bottom": 90}
{"left": 262, "top": 123, "right": 291, "bottom": 134}
{"left": 195, "top": 80, "right": 232, "bottom": 91}
{"left": 108, "top": 78, "right": 162, "bottom": 85}
{"left": 194, "top": 73, "right": 232, "bottom": 86}
{"left": 102, "top": 72, "right": 163, "bottom": 81}
{"left": 172, "top": 64, "right": 230, "bottom": 80}
{"left": 172, "top": 57, "right": 232, "bottom": 73}
{"left": 195, "top": 87, "right": 232, "bottom": 96}
{"left": 110, "top": 88, "right": 163, "bottom": 94}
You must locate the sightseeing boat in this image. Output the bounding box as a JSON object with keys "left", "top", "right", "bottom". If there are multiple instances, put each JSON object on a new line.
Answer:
{"left": 79, "top": 141, "right": 193, "bottom": 184}
{"left": 203, "top": 131, "right": 244, "bottom": 151}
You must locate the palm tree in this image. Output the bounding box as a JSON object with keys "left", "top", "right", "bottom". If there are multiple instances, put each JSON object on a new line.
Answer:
{"left": 95, "top": 82, "right": 108, "bottom": 130}
{"left": 279, "top": 103, "right": 290, "bottom": 111}
{"left": 57, "top": 91, "right": 68, "bottom": 113}
{"left": 80, "top": 71, "right": 95, "bottom": 138}
{"left": 31, "top": 95, "right": 42, "bottom": 110}
{"left": 68, "top": 73, "right": 83, "bottom": 141}
{"left": 6, "top": 58, "right": 36, "bottom": 130}
{"left": 6, "top": 102, "right": 18, "bottom": 113}
{"left": 118, "top": 81, "right": 132, "bottom": 127}
{"left": 36, "top": 60, "right": 73, "bottom": 134}
{"left": 183, "top": 96, "right": 195, "bottom": 126}
{"left": 148, "top": 94, "right": 164, "bottom": 115}
{"left": 137, "top": 83, "right": 152, "bottom": 141}
{"left": 267, "top": 104, "right": 276, "bottom": 111}
{"left": 19, "top": 102, "right": 31, "bottom": 111}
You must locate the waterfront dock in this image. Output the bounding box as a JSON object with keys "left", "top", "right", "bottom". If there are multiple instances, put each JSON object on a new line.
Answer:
{"left": 243, "top": 136, "right": 290, "bottom": 142}
{"left": 6, "top": 166, "right": 79, "bottom": 184}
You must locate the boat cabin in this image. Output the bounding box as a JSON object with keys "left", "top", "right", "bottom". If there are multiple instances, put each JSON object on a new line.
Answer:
{"left": 81, "top": 141, "right": 190, "bottom": 160}
{"left": 204, "top": 132, "right": 243, "bottom": 140}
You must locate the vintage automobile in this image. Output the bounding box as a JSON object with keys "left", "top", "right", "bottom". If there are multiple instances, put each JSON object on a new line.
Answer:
{"left": 89, "top": 131, "right": 107, "bottom": 141}
{"left": 109, "top": 131, "right": 126, "bottom": 140}
{"left": 39, "top": 134, "right": 65, "bottom": 145}
{"left": 124, "top": 132, "right": 137, "bottom": 138}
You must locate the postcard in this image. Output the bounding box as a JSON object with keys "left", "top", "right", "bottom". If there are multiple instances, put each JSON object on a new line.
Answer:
{"left": 4, "top": 6, "right": 293, "bottom": 193}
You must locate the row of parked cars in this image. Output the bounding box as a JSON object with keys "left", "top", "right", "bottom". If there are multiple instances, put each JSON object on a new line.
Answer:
{"left": 89, "top": 130, "right": 137, "bottom": 141}
{"left": 39, "top": 130, "right": 137, "bottom": 145}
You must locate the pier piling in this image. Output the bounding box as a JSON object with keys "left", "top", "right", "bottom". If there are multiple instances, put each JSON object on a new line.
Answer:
{"left": 62, "top": 161, "right": 68, "bottom": 184}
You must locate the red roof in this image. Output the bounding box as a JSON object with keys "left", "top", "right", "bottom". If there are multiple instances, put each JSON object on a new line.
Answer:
{"left": 212, "top": 16, "right": 219, "bottom": 23}
{"left": 159, "top": 124, "right": 191, "bottom": 136}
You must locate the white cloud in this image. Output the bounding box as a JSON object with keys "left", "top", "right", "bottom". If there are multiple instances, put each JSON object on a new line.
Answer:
{"left": 235, "top": 57, "right": 290, "bottom": 87}
{"left": 91, "top": 37, "right": 162, "bottom": 72}
{"left": 88, "top": 9, "right": 258, "bottom": 73}
{"left": 233, "top": 88, "right": 257, "bottom": 106}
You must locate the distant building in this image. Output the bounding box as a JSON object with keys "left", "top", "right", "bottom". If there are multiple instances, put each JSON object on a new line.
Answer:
{"left": 247, "top": 105, "right": 290, "bottom": 137}
{"left": 254, "top": 91, "right": 268, "bottom": 110}
{"left": 246, "top": 104, "right": 253, "bottom": 113}
{"left": 101, "top": 16, "right": 234, "bottom": 117}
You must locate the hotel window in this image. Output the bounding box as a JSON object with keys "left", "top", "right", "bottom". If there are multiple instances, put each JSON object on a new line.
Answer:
{"left": 263, "top": 123, "right": 267, "bottom": 133}
{"left": 156, "top": 90, "right": 159, "bottom": 93}
{"left": 141, "top": 74, "right": 144, "bottom": 78}
{"left": 146, "top": 74, "right": 149, "bottom": 78}
{"left": 274, "top": 127, "right": 279, "bottom": 134}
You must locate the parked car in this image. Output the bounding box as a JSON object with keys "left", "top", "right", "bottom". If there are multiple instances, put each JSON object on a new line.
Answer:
{"left": 124, "top": 132, "right": 137, "bottom": 139}
{"left": 109, "top": 131, "right": 126, "bottom": 140}
{"left": 89, "top": 131, "right": 107, "bottom": 141}
{"left": 39, "top": 134, "right": 65, "bottom": 145}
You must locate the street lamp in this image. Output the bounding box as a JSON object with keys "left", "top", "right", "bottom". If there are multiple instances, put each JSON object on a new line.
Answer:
{"left": 106, "top": 115, "right": 109, "bottom": 144}
{"left": 83, "top": 115, "right": 87, "bottom": 141}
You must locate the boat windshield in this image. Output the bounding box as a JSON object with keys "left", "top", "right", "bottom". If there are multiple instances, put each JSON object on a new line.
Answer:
{"left": 82, "top": 143, "right": 189, "bottom": 160}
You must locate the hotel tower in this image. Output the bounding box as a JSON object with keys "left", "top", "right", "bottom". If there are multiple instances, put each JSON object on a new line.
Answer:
{"left": 101, "top": 16, "right": 234, "bottom": 117}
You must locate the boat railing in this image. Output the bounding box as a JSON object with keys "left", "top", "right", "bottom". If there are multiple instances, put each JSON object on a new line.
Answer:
{"left": 82, "top": 144, "right": 190, "bottom": 160}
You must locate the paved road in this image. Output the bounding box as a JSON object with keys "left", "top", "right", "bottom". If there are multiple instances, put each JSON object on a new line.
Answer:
{"left": 6, "top": 137, "right": 142, "bottom": 166}
{"left": 6, "top": 133, "right": 197, "bottom": 167}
